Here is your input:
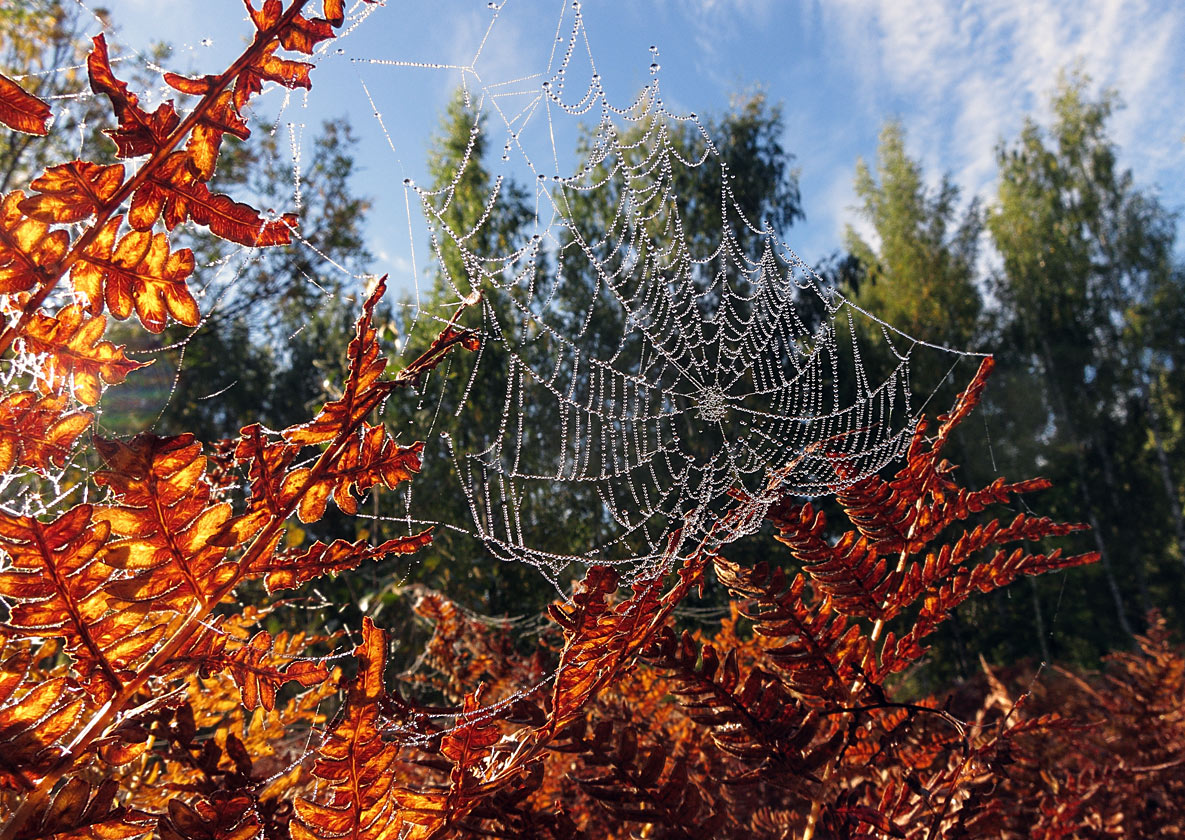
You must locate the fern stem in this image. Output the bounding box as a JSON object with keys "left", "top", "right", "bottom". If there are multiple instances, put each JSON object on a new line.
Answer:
{"left": 802, "top": 482, "right": 929, "bottom": 840}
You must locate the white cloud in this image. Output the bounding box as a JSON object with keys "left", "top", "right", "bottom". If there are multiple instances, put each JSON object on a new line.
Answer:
{"left": 819, "top": 0, "right": 1185, "bottom": 211}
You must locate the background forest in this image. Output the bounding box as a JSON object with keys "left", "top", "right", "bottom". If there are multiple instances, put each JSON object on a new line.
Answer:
{"left": 1, "top": 1, "right": 1184, "bottom": 837}
{"left": 7, "top": 1, "right": 1177, "bottom": 668}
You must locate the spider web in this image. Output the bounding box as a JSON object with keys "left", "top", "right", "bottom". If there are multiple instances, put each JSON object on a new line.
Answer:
{"left": 344, "top": 0, "right": 984, "bottom": 588}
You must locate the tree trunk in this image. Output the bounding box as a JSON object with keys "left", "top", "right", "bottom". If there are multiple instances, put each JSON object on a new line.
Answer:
{"left": 1144, "top": 382, "right": 1185, "bottom": 571}
{"left": 1038, "top": 336, "right": 1135, "bottom": 643}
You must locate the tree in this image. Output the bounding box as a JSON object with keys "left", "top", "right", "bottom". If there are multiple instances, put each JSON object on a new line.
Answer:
{"left": 844, "top": 121, "right": 983, "bottom": 389}
{"left": 382, "top": 90, "right": 548, "bottom": 614}
{"left": 839, "top": 122, "right": 1016, "bottom": 675}
{"left": 988, "top": 73, "right": 1185, "bottom": 653}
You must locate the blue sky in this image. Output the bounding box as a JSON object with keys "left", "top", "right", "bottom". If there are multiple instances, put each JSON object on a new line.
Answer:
{"left": 93, "top": 0, "right": 1185, "bottom": 295}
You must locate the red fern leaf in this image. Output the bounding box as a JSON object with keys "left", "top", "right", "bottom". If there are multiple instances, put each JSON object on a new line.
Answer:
{"left": 128, "top": 152, "right": 296, "bottom": 246}
{"left": 0, "top": 392, "right": 91, "bottom": 473}
{"left": 0, "top": 73, "right": 51, "bottom": 136}
{"left": 0, "top": 191, "right": 70, "bottom": 295}
{"left": 18, "top": 161, "right": 125, "bottom": 224}
{"left": 17, "top": 305, "right": 148, "bottom": 405}
{"left": 87, "top": 35, "right": 180, "bottom": 159}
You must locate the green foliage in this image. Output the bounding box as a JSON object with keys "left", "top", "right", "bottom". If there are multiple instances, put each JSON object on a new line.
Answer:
{"left": 845, "top": 121, "right": 983, "bottom": 377}
{"left": 987, "top": 72, "right": 1185, "bottom": 654}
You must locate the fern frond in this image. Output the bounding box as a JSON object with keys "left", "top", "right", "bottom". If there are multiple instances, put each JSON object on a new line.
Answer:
{"left": 713, "top": 558, "right": 868, "bottom": 706}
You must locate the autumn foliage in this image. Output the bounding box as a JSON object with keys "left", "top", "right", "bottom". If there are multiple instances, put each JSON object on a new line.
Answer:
{"left": 1, "top": 3, "right": 1183, "bottom": 838}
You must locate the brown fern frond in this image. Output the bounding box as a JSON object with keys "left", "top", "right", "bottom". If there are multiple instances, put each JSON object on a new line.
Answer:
{"left": 0, "top": 671, "right": 83, "bottom": 792}
{"left": 764, "top": 501, "right": 894, "bottom": 619}
{"left": 11, "top": 778, "right": 154, "bottom": 840}
{"left": 283, "top": 425, "right": 423, "bottom": 525}
{"left": 713, "top": 558, "right": 868, "bottom": 706}
{"left": 643, "top": 625, "right": 836, "bottom": 787}
{"left": 254, "top": 534, "right": 433, "bottom": 594}
{"left": 126, "top": 151, "right": 297, "bottom": 245}
{"left": 405, "top": 590, "right": 523, "bottom": 701}
{"left": 158, "top": 793, "right": 261, "bottom": 840}
{"left": 566, "top": 719, "right": 728, "bottom": 838}
{"left": 876, "top": 544, "right": 1096, "bottom": 680}
{"left": 87, "top": 34, "right": 180, "bottom": 160}
{"left": 547, "top": 555, "right": 706, "bottom": 732}
{"left": 293, "top": 618, "right": 407, "bottom": 840}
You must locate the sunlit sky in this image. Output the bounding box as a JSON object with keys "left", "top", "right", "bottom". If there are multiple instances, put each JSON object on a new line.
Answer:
{"left": 90, "top": 0, "right": 1184, "bottom": 293}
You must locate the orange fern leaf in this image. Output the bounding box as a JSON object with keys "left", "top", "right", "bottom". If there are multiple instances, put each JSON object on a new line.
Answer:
{"left": 0, "top": 505, "right": 160, "bottom": 698}
{"left": 441, "top": 686, "right": 502, "bottom": 789}
{"left": 323, "top": 0, "right": 346, "bottom": 27}
{"left": 0, "top": 672, "right": 84, "bottom": 791}
{"left": 0, "top": 191, "right": 69, "bottom": 295}
{"left": 293, "top": 618, "right": 406, "bottom": 840}
{"left": 18, "top": 161, "right": 125, "bottom": 224}
{"left": 72, "top": 215, "right": 199, "bottom": 331}
{"left": 284, "top": 427, "right": 422, "bottom": 524}
{"left": 284, "top": 277, "right": 391, "bottom": 446}
{"left": 0, "top": 73, "right": 51, "bottom": 136}
{"left": 17, "top": 305, "right": 149, "bottom": 405}
{"left": 246, "top": 0, "right": 334, "bottom": 54}
{"left": 160, "top": 77, "right": 250, "bottom": 181}
{"left": 548, "top": 549, "right": 707, "bottom": 730}
{"left": 0, "top": 391, "right": 91, "bottom": 473}
{"left": 232, "top": 42, "right": 312, "bottom": 113}
{"left": 128, "top": 152, "right": 296, "bottom": 246}
{"left": 177, "top": 627, "right": 329, "bottom": 712}
{"left": 254, "top": 533, "right": 432, "bottom": 594}
{"left": 94, "top": 434, "right": 238, "bottom": 611}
